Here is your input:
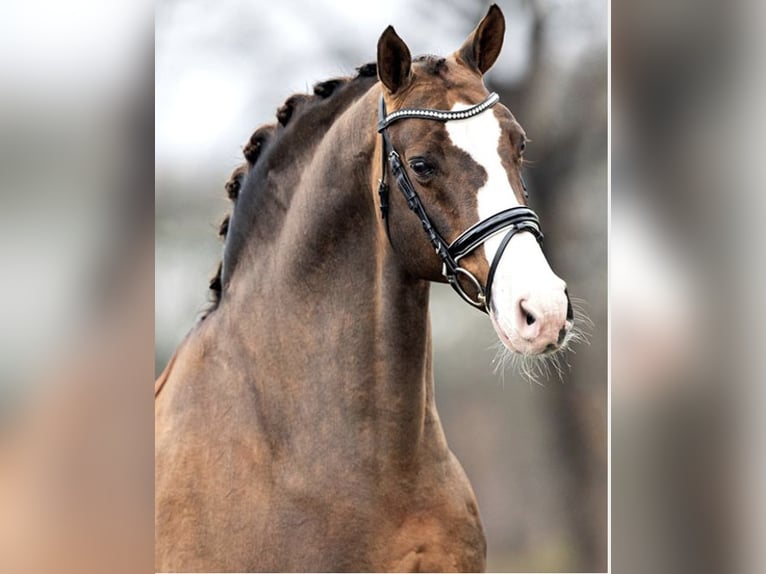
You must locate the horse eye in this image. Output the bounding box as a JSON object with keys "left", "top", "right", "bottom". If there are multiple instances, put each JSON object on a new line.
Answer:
{"left": 409, "top": 158, "right": 434, "bottom": 177}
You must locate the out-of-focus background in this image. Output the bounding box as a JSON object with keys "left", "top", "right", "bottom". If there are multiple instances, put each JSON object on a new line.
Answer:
{"left": 0, "top": 2, "right": 154, "bottom": 573}
{"left": 156, "top": 0, "right": 607, "bottom": 571}
{"left": 612, "top": 0, "right": 765, "bottom": 572}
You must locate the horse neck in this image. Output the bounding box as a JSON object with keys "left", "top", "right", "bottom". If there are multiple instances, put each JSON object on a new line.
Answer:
{"left": 215, "top": 88, "right": 446, "bottom": 466}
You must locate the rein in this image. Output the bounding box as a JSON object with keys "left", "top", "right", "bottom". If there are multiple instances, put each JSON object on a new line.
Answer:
{"left": 377, "top": 92, "right": 544, "bottom": 313}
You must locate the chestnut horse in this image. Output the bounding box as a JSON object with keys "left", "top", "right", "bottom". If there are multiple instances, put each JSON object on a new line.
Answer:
{"left": 156, "top": 5, "right": 573, "bottom": 572}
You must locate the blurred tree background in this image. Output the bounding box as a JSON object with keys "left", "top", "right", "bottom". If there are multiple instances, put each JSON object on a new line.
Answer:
{"left": 155, "top": 0, "right": 606, "bottom": 571}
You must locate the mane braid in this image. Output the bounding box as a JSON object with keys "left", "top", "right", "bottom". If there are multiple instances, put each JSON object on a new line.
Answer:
{"left": 277, "top": 94, "right": 311, "bottom": 126}
{"left": 243, "top": 126, "right": 275, "bottom": 166}
{"left": 314, "top": 78, "right": 347, "bottom": 98}
{"left": 218, "top": 215, "right": 230, "bottom": 238}
{"left": 200, "top": 62, "right": 378, "bottom": 320}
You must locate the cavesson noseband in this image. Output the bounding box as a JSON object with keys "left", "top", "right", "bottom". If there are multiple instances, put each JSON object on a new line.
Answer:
{"left": 377, "top": 92, "right": 544, "bottom": 313}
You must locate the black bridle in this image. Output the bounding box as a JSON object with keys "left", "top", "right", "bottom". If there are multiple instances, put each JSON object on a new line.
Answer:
{"left": 377, "top": 92, "right": 544, "bottom": 314}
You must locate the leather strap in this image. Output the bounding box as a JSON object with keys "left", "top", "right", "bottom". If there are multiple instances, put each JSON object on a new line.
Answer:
{"left": 449, "top": 207, "right": 541, "bottom": 260}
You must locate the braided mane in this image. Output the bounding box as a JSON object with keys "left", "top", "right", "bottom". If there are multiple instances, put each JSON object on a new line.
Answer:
{"left": 203, "top": 63, "right": 379, "bottom": 317}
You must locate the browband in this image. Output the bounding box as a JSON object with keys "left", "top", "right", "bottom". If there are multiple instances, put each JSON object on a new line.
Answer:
{"left": 377, "top": 92, "right": 500, "bottom": 131}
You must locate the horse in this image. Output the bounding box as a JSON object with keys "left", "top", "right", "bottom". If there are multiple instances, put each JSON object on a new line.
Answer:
{"left": 155, "top": 5, "right": 574, "bottom": 572}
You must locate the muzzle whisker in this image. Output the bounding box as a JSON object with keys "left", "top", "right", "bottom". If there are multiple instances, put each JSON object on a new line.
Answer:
{"left": 490, "top": 293, "right": 593, "bottom": 385}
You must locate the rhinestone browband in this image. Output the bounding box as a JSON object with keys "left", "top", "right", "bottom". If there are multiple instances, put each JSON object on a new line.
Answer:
{"left": 377, "top": 92, "right": 500, "bottom": 131}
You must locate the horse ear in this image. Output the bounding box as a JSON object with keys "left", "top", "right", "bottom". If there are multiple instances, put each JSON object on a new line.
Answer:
{"left": 456, "top": 4, "right": 505, "bottom": 75}
{"left": 377, "top": 25, "right": 412, "bottom": 94}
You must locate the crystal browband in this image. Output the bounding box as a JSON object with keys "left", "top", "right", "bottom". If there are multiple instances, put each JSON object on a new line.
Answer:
{"left": 377, "top": 92, "right": 500, "bottom": 131}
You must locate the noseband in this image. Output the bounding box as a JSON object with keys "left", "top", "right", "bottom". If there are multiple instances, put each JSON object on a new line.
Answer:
{"left": 377, "top": 92, "right": 544, "bottom": 313}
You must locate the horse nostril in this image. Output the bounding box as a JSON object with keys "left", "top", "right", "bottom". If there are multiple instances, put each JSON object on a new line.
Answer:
{"left": 519, "top": 300, "right": 537, "bottom": 327}
{"left": 557, "top": 327, "right": 567, "bottom": 346}
{"left": 565, "top": 294, "right": 574, "bottom": 322}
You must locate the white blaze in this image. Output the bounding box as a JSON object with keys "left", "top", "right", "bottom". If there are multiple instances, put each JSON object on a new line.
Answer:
{"left": 445, "top": 102, "right": 566, "bottom": 349}
{"left": 443, "top": 103, "right": 521, "bottom": 261}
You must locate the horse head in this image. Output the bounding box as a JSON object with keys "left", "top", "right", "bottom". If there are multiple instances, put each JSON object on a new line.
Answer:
{"left": 376, "top": 5, "right": 573, "bottom": 356}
